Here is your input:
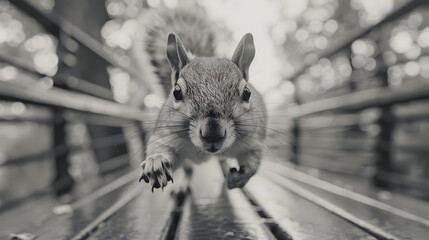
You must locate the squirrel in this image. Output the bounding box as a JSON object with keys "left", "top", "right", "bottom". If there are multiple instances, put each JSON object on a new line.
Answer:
{"left": 134, "top": 7, "right": 267, "bottom": 192}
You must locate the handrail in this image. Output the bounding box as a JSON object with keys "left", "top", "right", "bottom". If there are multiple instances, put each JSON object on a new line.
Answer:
{"left": 1, "top": 134, "right": 129, "bottom": 167}
{"left": 1, "top": 1, "right": 146, "bottom": 197}
{"left": 287, "top": 0, "right": 427, "bottom": 82}
{"left": 0, "top": 81, "right": 146, "bottom": 121}
{"left": 0, "top": 55, "right": 114, "bottom": 99}
{"left": 285, "top": 82, "right": 429, "bottom": 118}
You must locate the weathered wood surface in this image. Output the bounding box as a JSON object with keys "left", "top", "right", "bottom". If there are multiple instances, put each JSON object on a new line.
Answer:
{"left": 0, "top": 168, "right": 136, "bottom": 239}
{"left": 3, "top": 158, "right": 429, "bottom": 240}
{"left": 262, "top": 161, "right": 429, "bottom": 240}
{"left": 245, "top": 176, "right": 375, "bottom": 240}
{"left": 175, "top": 160, "right": 276, "bottom": 240}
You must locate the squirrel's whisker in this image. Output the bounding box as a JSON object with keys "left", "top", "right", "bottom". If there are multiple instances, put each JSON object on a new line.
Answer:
{"left": 235, "top": 128, "right": 292, "bottom": 147}
{"left": 145, "top": 129, "right": 189, "bottom": 146}
{"left": 150, "top": 133, "right": 189, "bottom": 153}
{"left": 162, "top": 105, "right": 192, "bottom": 120}
{"left": 124, "top": 125, "right": 189, "bottom": 141}
{"left": 130, "top": 146, "right": 146, "bottom": 162}
{"left": 235, "top": 123, "right": 292, "bottom": 137}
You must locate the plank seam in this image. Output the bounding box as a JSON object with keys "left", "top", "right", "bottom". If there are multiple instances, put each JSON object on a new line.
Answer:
{"left": 70, "top": 184, "right": 144, "bottom": 240}
{"left": 265, "top": 161, "right": 429, "bottom": 227}
{"left": 162, "top": 192, "right": 188, "bottom": 240}
{"left": 241, "top": 189, "right": 294, "bottom": 240}
{"left": 266, "top": 173, "right": 399, "bottom": 240}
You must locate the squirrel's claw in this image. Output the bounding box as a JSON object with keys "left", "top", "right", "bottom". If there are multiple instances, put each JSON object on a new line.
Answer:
{"left": 226, "top": 166, "right": 254, "bottom": 189}
{"left": 138, "top": 171, "right": 149, "bottom": 183}
{"left": 139, "top": 153, "right": 173, "bottom": 193}
{"left": 163, "top": 161, "right": 174, "bottom": 183}
{"left": 151, "top": 179, "right": 161, "bottom": 192}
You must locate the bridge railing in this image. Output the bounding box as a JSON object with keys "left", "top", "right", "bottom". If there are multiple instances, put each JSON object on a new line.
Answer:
{"left": 286, "top": 0, "right": 429, "bottom": 196}
{"left": 0, "top": 0, "right": 146, "bottom": 202}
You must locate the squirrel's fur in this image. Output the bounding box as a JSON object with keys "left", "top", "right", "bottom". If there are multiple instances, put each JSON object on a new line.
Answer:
{"left": 135, "top": 8, "right": 216, "bottom": 97}
{"left": 135, "top": 7, "right": 267, "bottom": 192}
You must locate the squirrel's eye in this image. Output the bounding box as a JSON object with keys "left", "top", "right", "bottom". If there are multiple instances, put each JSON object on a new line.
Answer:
{"left": 173, "top": 84, "right": 183, "bottom": 101}
{"left": 242, "top": 86, "right": 251, "bottom": 102}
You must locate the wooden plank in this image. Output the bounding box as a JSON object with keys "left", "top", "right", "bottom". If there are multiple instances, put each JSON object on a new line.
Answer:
{"left": 299, "top": 135, "right": 377, "bottom": 151}
{"left": 299, "top": 142, "right": 375, "bottom": 153}
{"left": 299, "top": 151, "right": 375, "bottom": 165}
{"left": 285, "top": 82, "right": 429, "bottom": 118}
{"left": 301, "top": 148, "right": 376, "bottom": 162}
{"left": 268, "top": 176, "right": 398, "bottom": 239}
{"left": 299, "top": 127, "right": 371, "bottom": 137}
{"left": 308, "top": 166, "right": 429, "bottom": 219}
{"left": 85, "top": 185, "right": 175, "bottom": 240}
{"left": 377, "top": 171, "right": 429, "bottom": 192}
{"left": 393, "top": 99, "right": 429, "bottom": 121}
{"left": 97, "top": 153, "right": 130, "bottom": 174}
{"left": 70, "top": 185, "right": 144, "bottom": 240}
{"left": 2, "top": 170, "right": 138, "bottom": 240}
{"left": 265, "top": 161, "right": 429, "bottom": 220}
{"left": 64, "top": 112, "right": 139, "bottom": 127}
{"left": 0, "top": 53, "right": 114, "bottom": 99}
{"left": 85, "top": 165, "right": 192, "bottom": 240}
{"left": 0, "top": 168, "right": 132, "bottom": 237}
{"left": 0, "top": 191, "right": 56, "bottom": 237}
{"left": 263, "top": 161, "right": 429, "bottom": 239}
{"left": 245, "top": 175, "right": 376, "bottom": 240}
{"left": 0, "top": 81, "right": 145, "bottom": 120}
{"left": 175, "top": 160, "right": 275, "bottom": 240}
{"left": 393, "top": 129, "right": 429, "bottom": 153}
{"left": 299, "top": 110, "right": 380, "bottom": 130}
{"left": 296, "top": 154, "right": 375, "bottom": 177}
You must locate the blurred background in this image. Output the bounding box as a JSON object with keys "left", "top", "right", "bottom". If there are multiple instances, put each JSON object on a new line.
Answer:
{"left": 0, "top": 0, "right": 429, "bottom": 222}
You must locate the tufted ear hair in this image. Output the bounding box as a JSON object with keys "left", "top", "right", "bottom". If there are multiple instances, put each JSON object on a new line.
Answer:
{"left": 166, "top": 32, "right": 189, "bottom": 79}
{"left": 231, "top": 33, "right": 255, "bottom": 80}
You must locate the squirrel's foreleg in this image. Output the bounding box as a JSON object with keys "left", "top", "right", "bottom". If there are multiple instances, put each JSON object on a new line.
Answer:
{"left": 139, "top": 134, "right": 176, "bottom": 192}
{"left": 226, "top": 150, "right": 262, "bottom": 189}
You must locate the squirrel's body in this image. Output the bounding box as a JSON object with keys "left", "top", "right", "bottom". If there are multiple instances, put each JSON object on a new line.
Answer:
{"left": 136, "top": 8, "right": 267, "bottom": 191}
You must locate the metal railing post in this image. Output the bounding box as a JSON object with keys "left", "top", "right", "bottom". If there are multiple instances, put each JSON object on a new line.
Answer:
{"left": 291, "top": 87, "right": 300, "bottom": 164}
{"left": 374, "top": 65, "right": 394, "bottom": 188}
{"left": 52, "top": 30, "right": 74, "bottom": 195}
{"left": 52, "top": 108, "right": 73, "bottom": 195}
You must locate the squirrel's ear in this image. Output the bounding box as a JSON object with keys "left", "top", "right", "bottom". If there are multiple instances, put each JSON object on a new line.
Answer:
{"left": 232, "top": 33, "right": 255, "bottom": 80}
{"left": 166, "top": 32, "right": 189, "bottom": 73}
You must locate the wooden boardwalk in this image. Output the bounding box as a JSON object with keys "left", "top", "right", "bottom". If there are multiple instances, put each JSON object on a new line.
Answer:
{"left": 3, "top": 158, "right": 429, "bottom": 240}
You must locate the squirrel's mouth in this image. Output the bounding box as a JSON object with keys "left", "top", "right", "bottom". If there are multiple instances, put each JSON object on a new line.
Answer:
{"left": 190, "top": 118, "right": 235, "bottom": 154}
{"left": 206, "top": 144, "right": 219, "bottom": 153}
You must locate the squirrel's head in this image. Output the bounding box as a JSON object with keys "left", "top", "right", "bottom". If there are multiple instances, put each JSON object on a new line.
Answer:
{"left": 165, "top": 33, "right": 257, "bottom": 154}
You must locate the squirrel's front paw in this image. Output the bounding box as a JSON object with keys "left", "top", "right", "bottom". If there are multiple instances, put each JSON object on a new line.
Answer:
{"left": 226, "top": 166, "right": 254, "bottom": 189}
{"left": 139, "top": 153, "right": 173, "bottom": 192}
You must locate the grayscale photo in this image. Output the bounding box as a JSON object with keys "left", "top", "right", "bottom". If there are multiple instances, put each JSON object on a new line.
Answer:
{"left": 0, "top": 0, "right": 428, "bottom": 239}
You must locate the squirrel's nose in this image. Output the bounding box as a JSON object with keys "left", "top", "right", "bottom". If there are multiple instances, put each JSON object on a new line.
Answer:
{"left": 200, "top": 119, "right": 226, "bottom": 143}
{"left": 200, "top": 128, "right": 226, "bottom": 143}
